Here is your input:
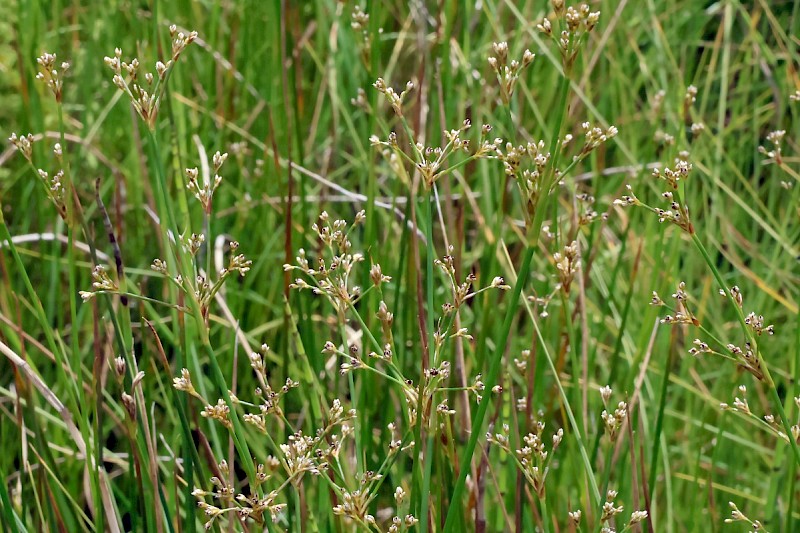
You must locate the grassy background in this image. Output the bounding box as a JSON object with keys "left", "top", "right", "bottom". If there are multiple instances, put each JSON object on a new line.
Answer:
{"left": 1, "top": 0, "right": 799, "bottom": 531}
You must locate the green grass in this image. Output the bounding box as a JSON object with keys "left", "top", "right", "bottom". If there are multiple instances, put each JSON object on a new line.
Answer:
{"left": 1, "top": 0, "right": 799, "bottom": 531}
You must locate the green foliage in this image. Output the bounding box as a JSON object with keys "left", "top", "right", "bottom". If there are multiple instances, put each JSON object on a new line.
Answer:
{"left": 1, "top": 1, "right": 799, "bottom": 532}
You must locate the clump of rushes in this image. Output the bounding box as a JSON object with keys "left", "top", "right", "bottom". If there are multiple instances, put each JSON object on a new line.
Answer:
{"left": 285, "top": 212, "right": 506, "bottom": 427}
{"left": 284, "top": 209, "right": 508, "bottom": 529}
{"left": 105, "top": 25, "right": 258, "bottom": 503}
{"left": 181, "top": 346, "right": 361, "bottom": 530}
{"left": 7, "top": 49, "right": 123, "bottom": 532}
{"left": 371, "top": 72, "right": 508, "bottom": 530}
{"left": 445, "top": 3, "right": 611, "bottom": 528}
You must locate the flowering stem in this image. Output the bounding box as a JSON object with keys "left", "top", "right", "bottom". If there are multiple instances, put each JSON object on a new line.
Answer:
{"left": 145, "top": 127, "right": 258, "bottom": 499}
{"left": 689, "top": 231, "right": 800, "bottom": 466}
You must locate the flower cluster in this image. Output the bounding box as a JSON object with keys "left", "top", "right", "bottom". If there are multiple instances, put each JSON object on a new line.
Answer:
{"left": 616, "top": 158, "right": 695, "bottom": 233}
{"left": 201, "top": 399, "right": 233, "bottom": 429}
{"left": 242, "top": 347, "right": 300, "bottom": 431}
{"left": 487, "top": 41, "right": 535, "bottom": 104}
{"left": 600, "top": 490, "right": 624, "bottom": 524}
{"left": 186, "top": 151, "right": 228, "bottom": 213}
{"left": 575, "top": 121, "right": 619, "bottom": 158}
{"left": 150, "top": 239, "right": 251, "bottom": 317}
{"left": 285, "top": 211, "right": 376, "bottom": 316}
{"left": 35, "top": 52, "right": 69, "bottom": 102}
{"left": 370, "top": 117, "right": 499, "bottom": 190}
{"left": 332, "top": 474, "right": 418, "bottom": 531}
{"left": 193, "top": 460, "right": 286, "bottom": 529}
{"left": 758, "top": 129, "right": 786, "bottom": 166}
{"left": 654, "top": 281, "right": 700, "bottom": 327}
{"left": 103, "top": 26, "right": 197, "bottom": 129}
{"left": 191, "top": 395, "right": 356, "bottom": 530}
{"left": 372, "top": 77, "right": 415, "bottom": 116}
{"left": 435, "top": 247, "right": 510, "bottom": 312}
{"left": 487, "top": 420, "right": 564, "bottom": 497}
{"left": 8, "top": 134, "right": 69, "bottom": 220}
{"left": 79, "top": 265, "right": 119, "bottom": 301}
{"left": 724, "top": 501, "right": 765, "bottom": 532}
{"left": 576, "top": 192, "right": 605, "bottom": 225}
{"left": 496, "top": 139, "right": 551, "bottom": 226}
{"left": 553, "top": 240, "right": 580, "bottom": 294}
{"left": 720, "top": 385, "right": 800, "bottom": 445}
{"left": 537, "top": 2, "right": 601, "bottom": 70}
{"left": 350, "top": 5, "right": 372, "bottom": 65}
{"left": 601, "top": 400, "right": 628, "bottom": 443}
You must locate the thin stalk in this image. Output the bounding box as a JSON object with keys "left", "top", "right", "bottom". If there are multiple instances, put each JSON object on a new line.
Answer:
{"left": 539, "top": 492, "right": 551, "bottom": 533}
{"left": 648, "top": 331, "right": 674, "bottom": 493}
{"left": 528, "top": 302, "right": 602, "bottom": 507}
{"left": 419, "top": 192, "right": 437, "bottom": 533}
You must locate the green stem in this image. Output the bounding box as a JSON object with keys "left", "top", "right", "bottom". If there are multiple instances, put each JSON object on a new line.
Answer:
{"left": 648, "top": 335, "right": 674, "bottom": 493}
{"left": 539, "top": 492, "right": 551, "bottom": 533}
{"left": 418, "top": 191, "right": 437, "bottom": 533}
